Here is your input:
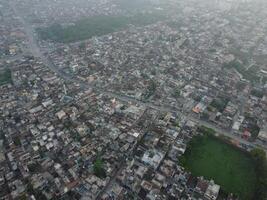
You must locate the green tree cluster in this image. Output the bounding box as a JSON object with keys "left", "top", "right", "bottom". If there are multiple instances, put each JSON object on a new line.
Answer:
{"left": 210, "top": 97, "right": 229, "bottom": 112}
{"left": 0, "top": 68, "right": 12, "bottom": 85}
{"left": 143, "top": 79, "right": 157, "bottom": 100}
{"left": 37, "top": 13, "right": 166, "bottom": 43}
{"left": 251, "top": 89, "right": 264, "bottom": 99}
{"left": 250, "top": 148, "right": 267, "bottom": 200}
{"left": 93, "top": 156, "right": 106, "bottom": 178}
{"left": 223, "top": 60, "right": 260, "bottom": 84}
{"left": 197, "top": 126, "right": 216, "bottom": 136}
{"left": 172, "top": 88, "right": 181, "bottom": 98}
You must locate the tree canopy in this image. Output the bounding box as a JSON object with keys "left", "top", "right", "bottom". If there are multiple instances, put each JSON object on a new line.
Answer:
{"left": 250, "top": 148, "right": 267, "bottom": 200}
{"left": 93, "top": 156, "right": 106, "bottom": 178}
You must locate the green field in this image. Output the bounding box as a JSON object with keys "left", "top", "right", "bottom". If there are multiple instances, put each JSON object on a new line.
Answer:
{"left": 37, "top": 12, "right": 166, "bottom": 43}
{"left": 0, "top": 68, "right": 12, "bottom": 85}
{"left": 180, "top": 135, "right": 257, "bottom": 200}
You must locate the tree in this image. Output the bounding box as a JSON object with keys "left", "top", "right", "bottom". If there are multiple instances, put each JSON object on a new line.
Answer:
{"left": 201, "top": 112, "right": 210, "bottom": 120}
{"left": 251, "top": 89, "right": 264, "bottom": 99}
{"left": 13, "top": 136, "right": 21, "bottom": 146}
{"left": 27, "top": 163, "right": 42, "bottom": 173}
{"left": 93, "top": 156, "right": 106, "bottom": 178}
{"left": 197, "top": 126, "right": 216, "bottom": 136}
{"left": 26, "top": 181, "right": 47, "bottom": 200}
{"left": 172, "top": 88, "right": 181, "bottom": 99}
{"left": 251, "top": 148, "right": 267, "bottom": 200}
{"left": 251, "top": 148, "right": 266, "bottom": 162}
{"left": 143, "top": 79, "right": 157, "bottom": 100}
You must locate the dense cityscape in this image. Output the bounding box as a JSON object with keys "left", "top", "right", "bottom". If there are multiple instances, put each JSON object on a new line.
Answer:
{"left": 0, "top": 0, "right": 267, "bottom": 199}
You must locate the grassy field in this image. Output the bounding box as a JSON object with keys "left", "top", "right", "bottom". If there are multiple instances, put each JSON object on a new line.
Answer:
{"left": 180, "top": 135, "right": 257, "bottom": 200}
{"left": 0, "top": 68, "right": 12, "bottom": 85}
{"left": 37, "top": 12, "right": 166, "bottom": 43}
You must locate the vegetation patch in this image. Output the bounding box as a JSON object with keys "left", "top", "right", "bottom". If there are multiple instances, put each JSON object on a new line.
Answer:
{"left": 251, "top": 89, "right": 264, "bottom": 98}
{"left": 0, "top": 68, "right": 12, "bottom": 85}
{"left": 115, "top": 0, "right": 153, "bottom": 11}
{"left": 180, "top": 134, "right": 257, "bottom": 200}
{"left": 223, "top": 60, "right": 260, "bottom": 84}
{"left": 242, "top": 114, "right": 260, "bottom": 139}
{"left": 172, "top": 88, "right": 181, "bottom": 99}
{"left": 93, "top": 156, "right": 106, "bottom": 178}
{"left": 37, "top": 12, "right": 166, "bottom": 43}
{"left": 229, "top": 48, "right": 250, "bottom": 65}
{"left": 250, "top": 148, "right": 267, "bottom": 200}
{"left": 210, "top": 97, "right": 229, "bottom": 112}
{"left": 142, "top": 79, "right": 157, "bottom": 100}
{"left": 197, "top": 125, "right": 216, "bottom": 135}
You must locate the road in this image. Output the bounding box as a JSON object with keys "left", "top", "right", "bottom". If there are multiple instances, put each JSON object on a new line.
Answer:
{"left": 9, "top": 1, "right": 76, "bottom": 83}
{"left": 93, "top": 109, "right": 157, "bottom": 200}
{"left": 189, "top": 117, "right": 256, "bottom": 147}
{"left": 10, "top": 1, "right": 267, "bottom": 154}
{"left": 9, "top": 3, "right": 267, "bottom": 199}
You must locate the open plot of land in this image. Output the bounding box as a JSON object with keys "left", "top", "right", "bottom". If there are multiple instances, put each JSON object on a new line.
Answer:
{"left": 37, "top": 12, "right": 166, "bottom": 43}
{"left": 181, "top": 135, "right": 257, "bottom": 200}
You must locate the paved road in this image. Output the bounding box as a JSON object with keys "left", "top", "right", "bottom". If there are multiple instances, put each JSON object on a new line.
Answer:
{"left": 10, "top": 2, "right": 267, "bottom": 155}
{"left": 9, "top": 1, "right": 76, "bottom": 82}
{"left": 10, "top": 4, "right": 267, "bottom": 199}
{"left": 189, "top": 117, "right": 260, "bottom": 147}
{"left": 94, "top": 109, "right": 156, "bottom": 200}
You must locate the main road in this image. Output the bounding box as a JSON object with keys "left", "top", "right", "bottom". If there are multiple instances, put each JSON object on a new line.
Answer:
{"left": 9, "top": 1, "right": 76, "bottom": 82}
{"left": 10, "top": 2, "right": 267, "bottom": 154}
